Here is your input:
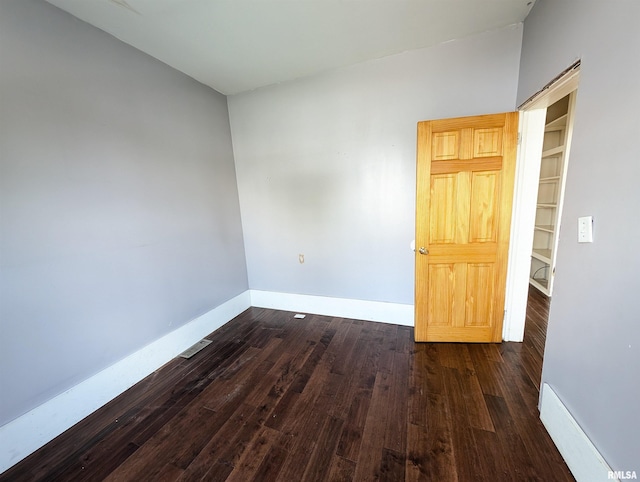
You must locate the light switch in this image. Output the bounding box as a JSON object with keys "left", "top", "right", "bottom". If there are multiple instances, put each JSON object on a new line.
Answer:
{"left": 578, "top": 216, "right": 593, "bottom": 243}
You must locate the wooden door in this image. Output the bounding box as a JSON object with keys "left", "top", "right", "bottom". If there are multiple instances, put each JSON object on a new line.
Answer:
{"left": 415, "top": 112, "right": 518, "bottom": 342}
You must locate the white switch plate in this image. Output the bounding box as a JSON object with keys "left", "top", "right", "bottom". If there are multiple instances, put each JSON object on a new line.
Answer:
{"left": 578, "top": 216, "right": 593, "bottom": 243}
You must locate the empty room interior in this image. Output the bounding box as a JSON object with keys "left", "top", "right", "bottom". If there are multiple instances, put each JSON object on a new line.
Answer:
{"left": 1, "top": 0, "right": 638, "bottom": 480}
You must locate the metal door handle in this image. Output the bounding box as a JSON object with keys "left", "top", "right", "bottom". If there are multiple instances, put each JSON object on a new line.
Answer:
{"left": 419, "top": 247, "right": 428, "bottom": 255}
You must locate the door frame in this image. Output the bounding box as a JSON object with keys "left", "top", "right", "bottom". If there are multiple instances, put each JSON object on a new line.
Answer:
{"left": 501, "top": 65, "right": 580, "bottom": 341}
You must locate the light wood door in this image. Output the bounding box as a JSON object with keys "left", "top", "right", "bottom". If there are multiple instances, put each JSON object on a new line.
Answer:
{"left": 415, "top": 112, "right": 518, "bottom": 342}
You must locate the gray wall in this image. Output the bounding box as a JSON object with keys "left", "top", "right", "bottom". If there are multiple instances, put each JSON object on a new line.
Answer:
{"left": 519, "top": 0, "right": 640, "bottom": 471}
{"left": 0, "top": 0, "right": 248, "bottom": 426}
{"left": 228, "top": 25, "right": 523, "bottom": 306}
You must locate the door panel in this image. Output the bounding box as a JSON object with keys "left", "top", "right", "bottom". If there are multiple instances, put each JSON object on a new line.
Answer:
{"left": 473, "top": 128, "right": 503, "bottom": 157}
{"left": 427, "top": 264, "right": 455, "bottom": 326}
{"left": 469, "top": 171, "right": 499, "bottom": 243}
{"left": 429, "top": 174, "right": 458, "bottom": 244}
{"left": 465, "top": 263, "right": 494, "bottom": 327}
{"left": 415, "top": 112, "right": 518, "bottom": 342}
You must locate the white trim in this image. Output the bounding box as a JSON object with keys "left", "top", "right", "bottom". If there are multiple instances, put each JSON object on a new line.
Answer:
{"left": 250, "top": 290, "right": 414, "bottom": 326}
{"left": 540, "top": 383, "right": 615, "bottom": 482}
{"left": 502, "top": 109, "right": 546, "bottom": 341}
{"left": 0, "top": 291, "right": 251, "bottom": 474}
{"left": 522, "top": 65, "right": 580, "bottom": 111}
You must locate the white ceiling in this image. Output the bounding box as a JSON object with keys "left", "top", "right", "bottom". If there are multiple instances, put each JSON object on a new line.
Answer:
{"left": 45, "top": 0, "right": 535, "bottom": 95}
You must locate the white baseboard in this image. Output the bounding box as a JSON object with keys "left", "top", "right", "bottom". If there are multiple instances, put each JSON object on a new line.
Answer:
{"left": 540, "top": 383, "right": 615, "bottom": 482}
{"left": 249, "top": 290, "right": 414, "bottom": 326}
{"left": 0, "top": 291, "right": 251, "bottom": 474}
{"left": 1, "top": 290, "right": 412, "bottom": 473}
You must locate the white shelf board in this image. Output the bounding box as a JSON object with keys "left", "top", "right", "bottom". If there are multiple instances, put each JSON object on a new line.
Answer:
{"left": 542, "top": 145, "right": 564, "bottom": 157}
{"left": 530, "top": 277, "right": 550, "bottom": 295}
{"left": 545, "top": 113, "right": 568, "bottom": 131}
{"left": 539, "top": 176, "right": 561, "bottom": 183}
{"left": 532, "top": 249, "right": 552, "bottom": 263}
{"left": 534, "top": 225, "right": 555, "bottom": 233}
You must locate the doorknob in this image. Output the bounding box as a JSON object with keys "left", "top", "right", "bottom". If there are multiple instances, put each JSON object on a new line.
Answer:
{"left": 418, "top": 247, "right": 428, "bottom": 255}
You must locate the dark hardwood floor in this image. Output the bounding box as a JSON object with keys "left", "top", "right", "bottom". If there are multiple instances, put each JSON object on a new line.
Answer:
{"left": 2, "top": 286, "right": 572, "bottom": 481}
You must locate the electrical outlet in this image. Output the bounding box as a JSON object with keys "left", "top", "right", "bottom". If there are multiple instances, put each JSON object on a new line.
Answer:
{"left": 299, "top": 254, "right": 304, "bottom": 264}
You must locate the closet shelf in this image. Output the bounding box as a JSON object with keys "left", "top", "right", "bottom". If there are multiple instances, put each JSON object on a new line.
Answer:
{"left": 542, "top": 145, "right": 564, "bottom": 157}
{"left": 532, "top": 249, "right": 552, "bottom": 263}
{"left": 530, "top": 277, "right": 549, "bottom": 291}
{"left": 539, "top": 176, "right": 561, "bottom": 183}
{"left": 545, "top": 113, "right": 568, "bottom": 131}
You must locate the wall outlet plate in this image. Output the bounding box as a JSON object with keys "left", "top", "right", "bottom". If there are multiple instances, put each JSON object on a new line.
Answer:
{"left": 578, "top": 216, "right": 593, "bottom": 243}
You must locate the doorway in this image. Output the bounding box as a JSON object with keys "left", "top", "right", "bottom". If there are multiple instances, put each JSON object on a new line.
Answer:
{"left": 529, "top": 92, "right": 577, "bottom": 296}
{"left": 502, "top": 61, "right": 580, "bottom": 343}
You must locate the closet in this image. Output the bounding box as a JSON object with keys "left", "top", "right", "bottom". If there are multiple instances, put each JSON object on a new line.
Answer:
{"left": 529, "top": 92, "right": 577, "bottom": 296}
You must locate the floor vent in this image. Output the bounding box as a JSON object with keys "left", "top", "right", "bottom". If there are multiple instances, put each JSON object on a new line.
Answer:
{"left": 178, "top": 339, "right": 212, "bottom": 359}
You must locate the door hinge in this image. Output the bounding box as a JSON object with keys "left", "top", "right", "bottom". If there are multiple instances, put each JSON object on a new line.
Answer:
{"left": 517, "top": 132, "right": 522, "bottom": 145}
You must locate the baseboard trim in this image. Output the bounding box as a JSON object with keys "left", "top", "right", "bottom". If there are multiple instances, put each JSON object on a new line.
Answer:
{"left": 0, "top": 291, "right": 251, "bottom": 474}
{"left": 1, "top": 290, "right": 412, "bottom": 473}
{"left": 249, "top": 290, "right": 414, "bottom": 326}
{"left": 540, "top": 383, "right": 615, "bottom": 482}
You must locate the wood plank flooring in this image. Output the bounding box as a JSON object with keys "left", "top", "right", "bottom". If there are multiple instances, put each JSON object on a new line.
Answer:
{"left": 1, "top": 287, "right": 573, "bottom": 481}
